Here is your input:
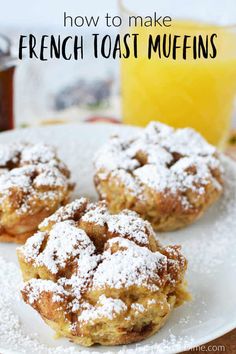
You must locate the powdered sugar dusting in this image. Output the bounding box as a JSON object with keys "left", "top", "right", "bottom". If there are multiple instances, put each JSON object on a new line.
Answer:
{"left": 0, "top": 254, "right": 194, "bottom": 354}
{"left": 23, "top": 220, "right": 95, "bottom": 274}
{"left": 40, "top": 198, "right": 88, "bottom": 228}
{"left": 21, "top": 143, "right": 57, "bottom": 165}
{"left": 0, "top": 142, "right": 72, "bottom": 217}
{"left": 82, "top": 204, "right": 153, "bottom": 246}
{"left": 21, "top": 231, "right": 46, "bottom": 261}
{"left": 0, "top": 143, "right": 21, "bottom": 166}
{"left": 18, "top": 200, "right": 170, "bottom": 291}
{"left": 77, "top": 295, "right": 127, "bottom": 324}
{"left": 131, "top": 303, "right": 145, "bottom": 314}
{"left": 107, "top": 212, "right": 151, "bottom": 245}
{"left": 95, "top": 122, "right": 223, "bottom": 208}
{"left": 23, "top": 278, "right": 67, "bottom": 304}
{"left": 17, "top": 193, "right": 189, "bottom": 349}
{"left": 176, "top": 155, "right": 236, "bottom": 273}
{"left": 62, "top": 253, "right": 100, "bottom": 306}
{"left": 92, "top": 237, "right": 166, "bottom": 291}
{"left": 17, "top": 195, "right": 188, "bottom": 344}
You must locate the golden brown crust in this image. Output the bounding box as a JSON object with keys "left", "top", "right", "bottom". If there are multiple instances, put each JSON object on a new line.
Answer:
{"left": 94, "top": 175, "right": 222, "bottom": 231}
{"left": 18, "top": 198, "right": 190, "bottom": 347}
{"left": 0, "top": 196, "right": 71, "bottom": 243}
{"left": 0, "top": 231, "right": 34, "bottom": 243}
{"left": 41, "top": 296, "right": 175, "bottom": 346}
{"left": 94, "top": 122, "right": 223, "bottom": 231}
{"left": 0, "top": 143, "right": 74, "bottom": 243}
{"left": 0, "top": 143, "right": 73, "bottom": 243}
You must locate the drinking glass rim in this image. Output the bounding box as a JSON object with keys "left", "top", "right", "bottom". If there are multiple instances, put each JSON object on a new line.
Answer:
{"left": 118, "top": 0, "right": 236, "bottom": 30}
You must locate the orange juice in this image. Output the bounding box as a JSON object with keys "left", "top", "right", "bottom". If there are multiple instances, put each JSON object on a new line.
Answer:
{"left": 121, "top": 21, "right": 236, "bottom": 147}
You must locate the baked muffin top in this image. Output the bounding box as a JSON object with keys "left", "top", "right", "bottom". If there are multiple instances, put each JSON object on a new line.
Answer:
{"left": 0, "top": 142, "right": 72, "bottom": 217}
{"left": 94, "top": 122, "right": 223, "bottom": 209}
{"left": 18, "top": 198, "right": 187, "bottom": 327}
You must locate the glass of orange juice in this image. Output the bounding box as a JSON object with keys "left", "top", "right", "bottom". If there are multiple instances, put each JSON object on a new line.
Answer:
{"left": 119, "top": 0, "right": 236, "bottom": 148}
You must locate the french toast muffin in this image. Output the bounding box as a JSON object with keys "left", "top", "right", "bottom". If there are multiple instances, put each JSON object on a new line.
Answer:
{"left": 18, "top": 198, "right": 190, "bottom": 347}
{"left": 94, "top": 122, "right": 223, "bottom": 231}
{"left": 0, "top": 142, "right": 74, "bottom": 243}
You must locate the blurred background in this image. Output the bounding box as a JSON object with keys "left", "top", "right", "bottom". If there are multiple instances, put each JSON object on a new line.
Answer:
{"left": 0, "top": 0, "right": 236, "bottom": 153}
{"left": 0, "top": 0, "right": 120, "bottom": 127}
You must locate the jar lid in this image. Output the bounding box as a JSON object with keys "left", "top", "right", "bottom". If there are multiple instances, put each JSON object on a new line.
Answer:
{"left": 0, "top": 34, "right": 16, "bottom": 71}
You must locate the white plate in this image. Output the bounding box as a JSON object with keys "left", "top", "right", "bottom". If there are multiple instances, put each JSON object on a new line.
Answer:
{"left": 0, "top": 123, "right": 235, "bottom": 354}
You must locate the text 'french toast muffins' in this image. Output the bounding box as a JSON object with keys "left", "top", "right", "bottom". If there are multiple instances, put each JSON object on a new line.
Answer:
{"left": 0, "top": 143, "right": 73, "bottom": 243}
{"left": 94, "top": 122, "right": 224, "bottom": 231}
{"left": 18, "top": 198, "right": 190, "bottom": 347}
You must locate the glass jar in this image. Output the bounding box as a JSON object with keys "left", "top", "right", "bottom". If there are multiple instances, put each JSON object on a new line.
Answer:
{"left": 119, "top": 0, "right": 236, "bottom": 148}
{"left": 0, "top": 34, "right": 16, "bottom": 131}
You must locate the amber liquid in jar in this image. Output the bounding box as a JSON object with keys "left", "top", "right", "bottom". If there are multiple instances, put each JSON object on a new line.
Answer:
{"left": 0, "top": 66, "right": 15, "bottom": 131}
